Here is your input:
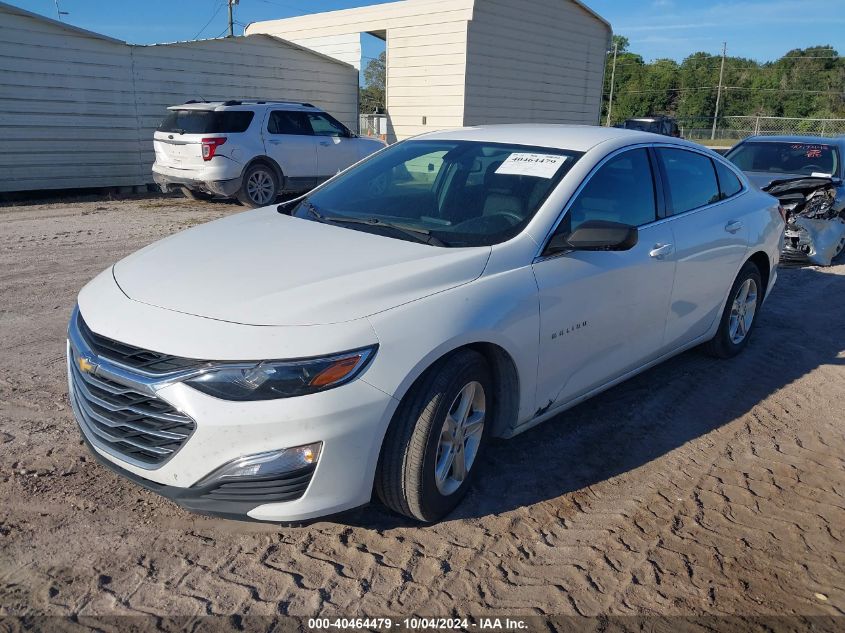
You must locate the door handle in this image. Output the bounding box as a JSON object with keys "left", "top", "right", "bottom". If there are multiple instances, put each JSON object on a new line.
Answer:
{"left": 649, "top": 243, "right": 673, "bottom": 259}
{"left": 267, "top": 139, "right": 282, "bottom": 144}
{"left": 725, "top": 220, "right": 744, "bottom": 234}
{"left": 319, "top": 141, "right": 331, "bottom": 146}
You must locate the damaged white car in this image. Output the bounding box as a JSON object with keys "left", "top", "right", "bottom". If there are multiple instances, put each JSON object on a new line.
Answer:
{"left": 726, "top": 136, "right": 845, "bottom": 266}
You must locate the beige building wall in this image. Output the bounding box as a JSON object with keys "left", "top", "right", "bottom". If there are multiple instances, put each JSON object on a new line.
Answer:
{"left": 246, "top": 0, "right": 475, "bottom": 142}
{"left": 463, "top": 0, "right": 611, "bottom": 126}
{"left": 247, "top": 0, "right": 610, "bottom": 142}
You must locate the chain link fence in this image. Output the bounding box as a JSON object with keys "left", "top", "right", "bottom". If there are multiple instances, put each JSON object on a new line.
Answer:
{"left": 676, "top": 116, "right": 845, "bottom": 142}
{"left": 359, "top": 114, "right": 388, "bottom": 139}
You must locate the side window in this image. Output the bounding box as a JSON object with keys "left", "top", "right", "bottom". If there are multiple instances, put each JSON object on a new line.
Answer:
{"left": 308, "top": 113, "right": 347, "bottom": 137}
{"left": 267, "top": 111, "right": 311, "bottom": 135}
{"left": 714, "top": 160, "right": 743, "bottom": 199}
{"left": 657, "top": 148, "right": 720, "bottom": 214}
{"left": 565, "top": 148, "right": 657, "bottom": 232}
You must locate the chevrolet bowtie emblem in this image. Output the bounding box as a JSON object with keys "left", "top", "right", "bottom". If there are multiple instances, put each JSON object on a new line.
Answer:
{"left": 77, "top": 356, "right": 96, "bottom": 374}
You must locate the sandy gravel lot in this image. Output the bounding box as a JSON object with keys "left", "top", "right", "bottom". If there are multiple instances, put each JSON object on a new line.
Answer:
{"left": 1, "top": 194, "right": 844, "bottom": 621}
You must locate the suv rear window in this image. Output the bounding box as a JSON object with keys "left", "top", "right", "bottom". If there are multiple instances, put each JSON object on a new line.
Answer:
{"left": 158, "top": 110, "right": 254, "bottom": 134}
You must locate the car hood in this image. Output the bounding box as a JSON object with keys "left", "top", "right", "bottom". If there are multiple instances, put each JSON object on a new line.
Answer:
{"left": 112, "top": 208, "right": 491, "bottom": 326}
{"left": 744, "top": 170, "right": 832, "bottom": 190}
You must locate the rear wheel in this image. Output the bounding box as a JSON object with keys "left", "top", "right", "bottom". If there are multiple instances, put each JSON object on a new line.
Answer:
{"left": 237, "top": 164, "right": 278, "bottom": 207}
{"left": 376, "top": 350, "right": 492, "bottom": 522}
{"left": 703, "top": 261, "right": 763, "bottom": 358}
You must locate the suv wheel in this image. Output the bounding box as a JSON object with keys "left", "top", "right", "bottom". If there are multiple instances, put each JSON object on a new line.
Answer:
{"left": 704, "top": 261, "right": 763, "bottom": 358}
{"left": 237, "top": 164, "right": 278, "bottom": 207}
{"left": 376, "top": 350, "right": 492, "bottom": 522}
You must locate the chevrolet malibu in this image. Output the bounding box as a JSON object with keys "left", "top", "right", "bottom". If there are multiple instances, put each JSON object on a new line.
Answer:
{"left": 68, "top": 125, "right": 783, "bottom": 523}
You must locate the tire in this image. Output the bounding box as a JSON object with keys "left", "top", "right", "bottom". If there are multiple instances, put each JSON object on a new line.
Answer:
{"left": 375, "top": 350, "right": 493, "bottom": 522}
{"left": 180, "top": 187, "right": 212, "bottom": 201}
{"left": 703, "top": 261, "right": 763, "bottom": 358}
{"left": 236, "top": 163, "right": 278, "bottom": 208}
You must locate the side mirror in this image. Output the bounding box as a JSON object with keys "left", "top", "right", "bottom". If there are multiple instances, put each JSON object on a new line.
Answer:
{"left": 546, "top": 220, "right": 638, "bottom": 255}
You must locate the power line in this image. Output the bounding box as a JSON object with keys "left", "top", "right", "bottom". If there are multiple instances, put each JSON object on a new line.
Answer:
{"left": 194, "top": 1, "right": 226, "bottom": 40}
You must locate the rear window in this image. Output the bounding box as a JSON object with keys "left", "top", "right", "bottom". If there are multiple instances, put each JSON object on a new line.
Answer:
{"left": 657, "top": 148, "right": 720, "bottom": 214}
{"left": 158, "top": 110, "right": 254, "bottom": 134}
{"left": 714, "top": 161, "right": 743, "bottom": 199}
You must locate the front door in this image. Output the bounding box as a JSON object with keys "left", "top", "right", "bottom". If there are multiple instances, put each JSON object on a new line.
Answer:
{"left": 532, "top": 147, "right": 677, "bottom": 410}
{"left": 307, "top": 112, "right": 359, "bottom": 179}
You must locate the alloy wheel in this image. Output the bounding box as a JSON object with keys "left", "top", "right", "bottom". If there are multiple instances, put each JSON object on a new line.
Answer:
{"left": 728, "top": 277, "right": 758, "bottom": 344}
{"left": 246, "top": 169, "right": 275, "bottom": 205}
{"left": 434, "top": 381, "right": 486, "bottom": 496}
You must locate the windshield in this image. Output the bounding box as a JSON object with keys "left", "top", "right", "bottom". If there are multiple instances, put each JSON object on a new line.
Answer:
{"left": 158, "top": 110, "right": 254, "bottom": 134}
{"left": 289, "top": 140, "right": 582, "bottom": 247}
{"left": 726, "top": 141, "right": 839, "bottom": 178}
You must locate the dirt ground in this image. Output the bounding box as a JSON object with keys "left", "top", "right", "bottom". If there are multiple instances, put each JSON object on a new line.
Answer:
{"left": 1, "top": 194, "right": 844, "bottom": 621}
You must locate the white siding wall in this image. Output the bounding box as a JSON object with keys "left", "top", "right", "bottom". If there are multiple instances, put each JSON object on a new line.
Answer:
{"left": 0, "top": 6, "right": 358, "bottom": 193}
{"left": 463, "top": 0, "right": 610, "bottom": 127}
{"left": 0, "top": 9, "right": 140, "bottom": 191}
{"left": 275, "top": 33, "right": 362, "bottom": 69}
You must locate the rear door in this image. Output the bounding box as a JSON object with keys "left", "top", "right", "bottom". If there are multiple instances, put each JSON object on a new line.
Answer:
{"left": 307, "top": 112, "right": 359, "bottom": 179}
{"left": 532, "top": 147, "right": 677, "bottom": 410}
{"left": 263, "top": 110, "right": 318, "bottom": 190}
{"left": 656, "top": 147, "right": 749, "bottom": 349}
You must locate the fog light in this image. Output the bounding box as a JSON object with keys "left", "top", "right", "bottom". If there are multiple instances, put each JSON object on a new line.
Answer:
{"left": 196, "top": 442, "right": 321, "bottom": 487}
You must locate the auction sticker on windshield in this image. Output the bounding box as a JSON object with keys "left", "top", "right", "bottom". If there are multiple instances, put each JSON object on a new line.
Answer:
{"left": 495, "top": 153, "right": 568, "bottom": 178}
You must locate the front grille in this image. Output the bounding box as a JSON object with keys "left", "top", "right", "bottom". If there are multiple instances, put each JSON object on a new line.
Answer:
{"left": 69, "top": 346, "right": 196, "bottom": 466}
{"left": 76, "top": 312, "right": 202, "bottom": 374}
{"left": 199, "top": 466, "right": 316, "bottom": 503}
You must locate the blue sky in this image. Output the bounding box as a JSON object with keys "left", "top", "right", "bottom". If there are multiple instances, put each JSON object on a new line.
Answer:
{"left": 11, "top": 0, "right": 845, "bottom": 63}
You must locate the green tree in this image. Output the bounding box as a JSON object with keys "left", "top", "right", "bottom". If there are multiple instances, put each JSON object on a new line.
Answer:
{"left": 601, "top": 37, "right": 844, "bottom": 128}
{"left": 359, "top": 51, "right": 386, "bottom": 113}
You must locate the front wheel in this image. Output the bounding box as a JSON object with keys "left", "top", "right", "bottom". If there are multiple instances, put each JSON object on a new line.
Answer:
{"left": 236, "top": 164, "right": 278, "bottom": 207}
{"left": 375, "top": 350, "right": 492, "bottom": 522}
{"left": 703, "top": 261, "right": 763, "bottom": 358}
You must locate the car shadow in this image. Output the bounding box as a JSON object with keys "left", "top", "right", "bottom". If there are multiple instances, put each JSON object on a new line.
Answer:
{"left": 343, "top": 264, "right": 845, "bottom": 528}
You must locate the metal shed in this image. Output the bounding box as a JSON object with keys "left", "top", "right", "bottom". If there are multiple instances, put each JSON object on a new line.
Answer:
{"left": 246, "top": 0, "right": 611, "bottom": 142}
{"left": 0, "top": 2, "right": 358, "bottom": 193}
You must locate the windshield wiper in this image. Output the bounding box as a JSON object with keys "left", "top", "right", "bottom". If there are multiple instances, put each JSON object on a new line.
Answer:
{"left": 289, "top": 200, "right": 448, "bottom": 246}
{"left": 323, "top": 215, "right": 448, "bottom": 247}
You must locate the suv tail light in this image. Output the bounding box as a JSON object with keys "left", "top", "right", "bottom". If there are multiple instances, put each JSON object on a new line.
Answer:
{"left": 778, "top": 204, "right": 787, "bottom": 222}
{"left": 201, "top": 137, "right": 227, "bottom": 161}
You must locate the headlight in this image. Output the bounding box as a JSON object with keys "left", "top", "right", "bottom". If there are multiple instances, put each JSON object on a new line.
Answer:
{"left": 185, "top": 346, "right": 376, "bottom": 401}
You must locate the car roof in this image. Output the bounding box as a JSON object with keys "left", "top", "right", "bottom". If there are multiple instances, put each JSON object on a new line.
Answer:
{"left": 412, "top": 124, "right": 701, "bottom": 153}
{"left": 168, "top": 101, "right": 321, "bottom": 112}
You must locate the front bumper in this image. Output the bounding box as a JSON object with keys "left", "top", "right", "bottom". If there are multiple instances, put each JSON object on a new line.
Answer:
{"left": 80, "top": 434, "right": 320, "bottom": 522}
{"left": 67, "top": 304, "right": 398, "bottom": 523}
{"left": 152, "top": 165, "right": 243, "bottom": 197}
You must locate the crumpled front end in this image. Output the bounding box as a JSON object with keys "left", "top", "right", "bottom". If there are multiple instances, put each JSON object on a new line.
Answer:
{"left": 764, "top": 177, "right": 845, "bottom": 266}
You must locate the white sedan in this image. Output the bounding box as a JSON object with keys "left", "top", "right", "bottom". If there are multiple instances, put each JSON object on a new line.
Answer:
{"left": 68, "top": 125, "right": 784, "bottom": 523}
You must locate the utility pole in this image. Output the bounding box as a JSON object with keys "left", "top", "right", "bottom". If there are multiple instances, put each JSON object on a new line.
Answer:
{"left": 711, "top": 41, "right": 727, "bottom": 140}
{"left": 605, "top": 41, "right": 618, "bottom": 127}
{"left": 227, "top": 0, "right": 239, "bottom": 38}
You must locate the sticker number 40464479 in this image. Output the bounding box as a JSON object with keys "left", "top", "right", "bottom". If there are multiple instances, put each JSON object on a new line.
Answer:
{"left": 495, "top": 153, "right": 568, "bottom": 179}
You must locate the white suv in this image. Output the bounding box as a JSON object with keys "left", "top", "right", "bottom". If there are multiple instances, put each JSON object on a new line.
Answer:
{"left": 152, "top": 101, "right": 386, "bottom": 207}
